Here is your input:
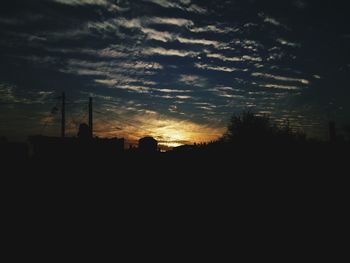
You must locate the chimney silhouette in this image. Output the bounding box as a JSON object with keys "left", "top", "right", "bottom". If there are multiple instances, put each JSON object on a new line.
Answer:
{"left": 89, "top": 97, "right": 93, "bottom": 138}
{"left": 329, "top": 121, "right": 336, "bottom": 142}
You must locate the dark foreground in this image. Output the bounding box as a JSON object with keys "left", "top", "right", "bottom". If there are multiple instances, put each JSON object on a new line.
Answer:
{"left": 1, "top": 140, "right": 348, "bottom": 255}
{"left": 1, "top": 140, "right": 349, "bottom": 175}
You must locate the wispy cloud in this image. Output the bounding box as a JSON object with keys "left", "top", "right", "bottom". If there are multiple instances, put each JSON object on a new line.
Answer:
{"left": 143, "top": 47, "right": 198, "bottom": 57}
{"left": 195, "top": 63, "right": 239, "bottom": 72}
{"left": 53, "top": 0, "right": 109, "bottom": 5}
{"left": 144, "top": 0, "right": 207, "bottom": 14}
{"left": 1, "top": 0, "right": 341, "bottom": 142}
{"left": 206, "top": 53, "right": 242, "bottom": 62}
{"left": 178, "top": 75, "right": 207, "bottom": 87}
{"left": 148, "top": 17, "right": 194, "bottom": 27}
{"left": 53, "top": 0, "right": 129, "bottom": 11}
{"left": 209, "top": 86, "right": 245, "bottom": 99}
{"left": 260, "top": 84, "right": 300, "bottom": 90}
{"left": 252, "top": 72, "right": 309, "bottom": 85}
{"left": 177, "top": 36, "right": 225, "bottom": 49}
{"left": 259, "top": 13, "right": 288, "bottom": 29}
{"left": 277, "top": 38, "right": 301, "bottom": 48}
{"left": 190, "top": 24, "right": 239, "bottom": 34}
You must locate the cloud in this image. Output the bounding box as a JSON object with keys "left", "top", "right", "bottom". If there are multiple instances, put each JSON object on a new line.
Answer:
{"left": 117, "top": 85, "right": 152, "bottom": 94}
{"left": 129, "top": 112, "right": 224, "bottom": 147}
{"left": 190, "top": 24, "right": 239, "bottom": 34}
{"left": 277, "top": 38, "right": 301, "bottom": 48}
{"left": 94, "top": 79, "right": 119, "bottom": 86}
{"left": 206, "top": 53, "right": 242, "bottom": 62}
{"left": 186, "top": 4, "right": 206, "bottom": 14}
{"left": 148, "top": 17, "right": 194, "bottom": 27}
{"left": 252, "top": 72, "right": 310, "bottom": 85}
{"left": 154, "top": 88, "right": 191, "bottom": 93}
{"left": 177, "top": 36, "right": 225, "bottom": 49}
{"left": 259, "top": 13, "right": 288, "bottom": 29}
{"left": 53, "top": 0, "right": 129, "bottom": 11}
{"left": 95, "top": 78, "right": 192, "bottom": 96}
{"left": 178, "top": 75, "right": 207, "bottom": 87}
{"left": 144, "top": 0, "right": 207, "bottom": 14}
{"left": 195, "top": 63, "right": 239, "bottom": 73}
{"left": 142, "top": 47, "right": 198, "bottom": 57}
{"left": 120, "top": 61, "right": 164, "bottom": 70}
{"left": 108, "top": 17, "right": 176, "bottom": 42}
{"left": 2, "top": 0, "right": 347, "bottom": 142}
{"left": 53, "top": 0, "right": 108, "bottom": 5}
{"left": 260, "top": 84, "right": 300, "bottom": 90}
{"left": 209, "top": 86, "right": 245, "bottom": 99}
{"left": 0, "top": 83, "right": 54, "bottom": 104}
{"left": 242, "top": 55, "right": 263, "bottom": 62}
{"left": 96, "top": 47, "right": 129, "bottom": 59}
{"left": 231, "top": 39, "right": 264, "bottom": 51}
{"left": 90, "top": 103, "right": 224, "bottom": 146}
{"left": 206, "top": 53, "right": 262, "bottom": 64}
{"left": 141, "top": 28, "right": 174, "bottom": 42}
{"left": 264, "top": 17, "right": 281, "bottom": 27}
{"left": 154, "top": 94, "right": 193, "bottom": 100}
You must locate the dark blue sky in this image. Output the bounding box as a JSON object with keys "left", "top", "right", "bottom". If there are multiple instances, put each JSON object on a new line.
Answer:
{"left": 1, "top": 0, "right": 349, "bottom": 146}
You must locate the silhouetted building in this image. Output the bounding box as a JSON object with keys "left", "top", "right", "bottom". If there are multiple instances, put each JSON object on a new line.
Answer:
{"left": 138, "top": 137, "right": 158, "bottom": 153}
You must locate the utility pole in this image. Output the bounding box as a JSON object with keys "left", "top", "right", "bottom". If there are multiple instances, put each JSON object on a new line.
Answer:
{"left": 89, "top": 97, "right": 93, "bottom": 139}
{"left": 61, "top": 92, "right": 66, "bottom": 138}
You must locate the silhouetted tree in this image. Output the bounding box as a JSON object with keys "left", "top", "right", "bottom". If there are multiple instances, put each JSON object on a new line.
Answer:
{"left": 224, "top": 112, "right": 273, "bottom": 142}
{"left": 222, "top": 111, "right": 305, "bottom": 145}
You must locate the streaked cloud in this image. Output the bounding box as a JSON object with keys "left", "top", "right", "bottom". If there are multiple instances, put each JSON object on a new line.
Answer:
{"left": 252, "top": 72, "right": 310, "bottom": 85}
{"left": 206, "top": 53, "right": 240, "bottom": 62}
{"left": 148, "top": 17, "right": 194, "bottom": 27}
{"left": 190, "top": 24, "right": 239, "bottom": 34}
{"left": 178, "top": 74, "right": 207, "bottom": 87}
{"left": 1, "top": 0, "right": 347, "bottom": 142}
{"left": 53, "top": 0, "right": 129, "bottom": 11}
{"left": 143, "top": 47, "right": 198, "bottom": 57}
{"left": 144, "top": 0, "right": 207, "bottom": 14}
{"left": 260, "top": 84, "right": 300, "bottom": 90}
{"left": 195, "top": 63, "right": 239, "bottom": 72}
{"left": 177, "top": 36, "right": 226, "bottom": 49}
{"left": 277, "top": 38, "right": 301, "bottom": 48}
{"left": 259, "top": 13, "right": 288, "bottom": 29}
{"left": 53, "top": 0, "right": 109, "bottom": 5}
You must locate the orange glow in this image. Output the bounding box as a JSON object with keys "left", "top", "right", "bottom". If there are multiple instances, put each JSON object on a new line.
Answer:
{"left": 93, "top": 112, "right": 225, "bottom": 148}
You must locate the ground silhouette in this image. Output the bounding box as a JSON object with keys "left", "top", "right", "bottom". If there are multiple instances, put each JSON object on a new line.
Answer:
{"left": 0, "top": 111, "right": 349, "bottom": 175}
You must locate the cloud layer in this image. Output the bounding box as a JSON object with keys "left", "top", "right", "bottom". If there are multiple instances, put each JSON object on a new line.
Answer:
{"left": 1, "top": 0, "right": 349, "bottom": 143}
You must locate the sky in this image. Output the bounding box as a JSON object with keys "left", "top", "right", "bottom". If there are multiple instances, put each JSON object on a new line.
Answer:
{"left": 0, "top": 0, "right": 349, "bottom": 147}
